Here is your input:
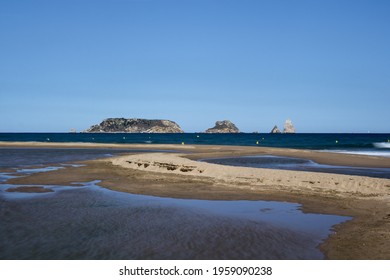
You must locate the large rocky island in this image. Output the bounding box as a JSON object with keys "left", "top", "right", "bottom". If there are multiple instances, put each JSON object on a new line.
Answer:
{"left": 84, "top": 118, "right": 184, "bottom": 133}
{"left": 205, "top": 120, "right": 240, "bottom": 133}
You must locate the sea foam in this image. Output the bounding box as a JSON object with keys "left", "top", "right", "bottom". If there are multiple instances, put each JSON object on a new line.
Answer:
{"left": 325, "top": 150, "right": 390, "bottom": 158}
{"left": 373, "top": 142, "right": 390, "bottom": 149}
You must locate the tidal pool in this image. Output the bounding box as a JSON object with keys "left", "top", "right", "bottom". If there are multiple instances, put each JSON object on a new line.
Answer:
{"left": 0, "top": 180, "right": 350, "bottom": 260}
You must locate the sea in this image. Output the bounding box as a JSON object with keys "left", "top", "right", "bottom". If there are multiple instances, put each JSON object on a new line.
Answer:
{"left": 0, "top": 133, "right": 388, "bottom": 259}
{"left": 1, "top": 132, "right": 390, "bottom": 156}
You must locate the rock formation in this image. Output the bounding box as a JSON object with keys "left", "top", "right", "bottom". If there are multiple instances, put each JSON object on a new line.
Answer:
{"left": 84, "top": 118, "right": 184, "bottom": 133}
{"left": 270, "top": 125, "right": 281, "bottom": 134}
{"left": 283, "top": 119, "right": 296, "bottom": 133}
{"left": 205, "top": 120, "right": 239, "bottom": 133}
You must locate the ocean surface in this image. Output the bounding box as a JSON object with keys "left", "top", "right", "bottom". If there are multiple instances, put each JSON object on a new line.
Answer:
{"left": 1, "top": 132, "right": 390, "bottom": 157}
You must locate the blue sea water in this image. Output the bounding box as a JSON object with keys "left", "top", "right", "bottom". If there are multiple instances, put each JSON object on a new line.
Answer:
{"left": 1, "top": 133, "right": 390, "bottom": 157}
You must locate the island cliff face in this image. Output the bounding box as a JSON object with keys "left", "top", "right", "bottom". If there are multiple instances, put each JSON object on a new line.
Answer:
{"left": 205, "top": 120, "right": 239, "bottom": 133}
{"left": 84, "top": 118, "right": 184, "bottom": 133}
{"left": 283, "top": 119, "right": 296, "bottom": 133}
{"left": 270, "top": 125, "right": 281, "bottom": 133}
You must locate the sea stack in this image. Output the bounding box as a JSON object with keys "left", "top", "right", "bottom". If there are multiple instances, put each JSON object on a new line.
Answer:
{"left": 84, "top": 118, "right": 184, "bottom": 133}
{"left": 205, "top": 120, "right": 240, "bottom": 133}
{"left": 270, "top": 125, "right": 281, "bottom": 134}
{"left": 283, "top": 119, "right": 296, "bottom": 133}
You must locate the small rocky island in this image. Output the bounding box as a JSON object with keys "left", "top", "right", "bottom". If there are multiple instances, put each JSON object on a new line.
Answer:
{"left": 283, "top": 119, "right": 296, "bottom": 133}
{"left": 205, "top": 120, "right": 240, "bottom": 133}
{"left": 270, "top": 119, "right": 296, "bottom": 134}
{"left": 270, "top": 125, "right": 281, "bottom": 133}
{"left": 84, "top": 118, "right": 184, "bottom": 133}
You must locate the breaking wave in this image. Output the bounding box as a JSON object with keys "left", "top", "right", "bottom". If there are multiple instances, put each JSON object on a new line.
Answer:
{"left": 324, "top": 149, "right": 390, "bottom": 158}
{"left": 373, "top": 142, "right": 390, "bottom": 149}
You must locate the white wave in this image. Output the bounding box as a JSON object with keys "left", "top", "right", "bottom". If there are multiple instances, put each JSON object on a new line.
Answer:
{"left": 321, "top": 150, "right": 390, "bottom": 158}
{"left": 373, "top": 142, "right": 390, "bottom": 149}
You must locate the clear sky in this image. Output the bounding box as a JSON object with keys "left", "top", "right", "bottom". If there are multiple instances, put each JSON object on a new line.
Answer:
{"left": 0, "top": 0, "right": 389, "bottom": 133}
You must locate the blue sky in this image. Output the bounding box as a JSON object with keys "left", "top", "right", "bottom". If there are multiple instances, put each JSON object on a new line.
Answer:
{"left": 0, "top": 0, "right": 389, "bottom": 133}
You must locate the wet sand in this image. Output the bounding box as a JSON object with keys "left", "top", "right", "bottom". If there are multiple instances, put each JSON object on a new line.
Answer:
{"left": 1, "top": 142, "right": 390, "bottom": 259}
{"left": 5, "top": 186, "right": 54, "bottom": 193}
{"left": 202, "top": 155, "right": 390, "bottom": 179}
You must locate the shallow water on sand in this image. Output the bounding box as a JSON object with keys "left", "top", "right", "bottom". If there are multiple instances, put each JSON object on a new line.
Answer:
{"left": 0, "top": 148, "right": 179, "bottom": 169}
{"left": 0, "top": 180, "right": 350, "bottom": 260}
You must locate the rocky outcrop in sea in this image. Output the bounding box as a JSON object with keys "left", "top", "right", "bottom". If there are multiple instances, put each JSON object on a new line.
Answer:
{"left": 283, "top": 119, "right": 296, "bottom": 133}
{"left": 269, "top": 120, "right": 296, "bottom": 134}
{"left": 270, "top": 125, "right": 281, "bottom": 133}
{"left": 205, "top": 120, "right": 240, "bottom": 133}
{"left": 84, "top": 118, "right": 184, "bottom": 133}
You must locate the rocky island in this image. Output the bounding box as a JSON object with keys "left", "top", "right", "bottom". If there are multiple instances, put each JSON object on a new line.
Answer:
{"left": 270, "top": 125, "right": 281, "bottom": 133}
{"left": 205, "top": 120, "right": 240, "bottom": 133}
{"left": 283, "top": 119, "right": 296, "bottom": 133}
{"left": 270, "top": 119, "right": 296, "bottom": 134}
{"left": 84, "top": 118, "right": 184, "bottom": 133}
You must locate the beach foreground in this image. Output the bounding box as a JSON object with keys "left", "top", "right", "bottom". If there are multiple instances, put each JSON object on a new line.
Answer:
{"left": 1, "top": 142, "right": 390, "bottom": 259}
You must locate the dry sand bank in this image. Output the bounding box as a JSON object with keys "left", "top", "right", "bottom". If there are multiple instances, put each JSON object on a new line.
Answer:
{"left": 2, "top": 142, "right": 390, "bottom": 259}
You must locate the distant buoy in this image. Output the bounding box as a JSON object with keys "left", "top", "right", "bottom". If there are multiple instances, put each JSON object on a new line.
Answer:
{"left": 182, "top": 142, "right": 185, "bottom": 145}
{"left": 256, "top": 141, "right": 259, "bottom": 145}
{"left": 197, "top": 135, "right": 200, "bottom": 138}
{"left": 335, "top": 140, "right": 339, "bottom": 144}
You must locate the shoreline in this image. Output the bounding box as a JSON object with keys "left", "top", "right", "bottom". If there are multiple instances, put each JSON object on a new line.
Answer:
{"left": 1, "top": 141, "right": 390, "bottom": 168}
{"left": 2, "top": 142, "right": 390, "bottom": 259}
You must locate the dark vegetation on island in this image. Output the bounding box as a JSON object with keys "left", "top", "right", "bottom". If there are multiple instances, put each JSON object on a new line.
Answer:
{"left": 84, "top": 118, "right": 295, "bottom": 134}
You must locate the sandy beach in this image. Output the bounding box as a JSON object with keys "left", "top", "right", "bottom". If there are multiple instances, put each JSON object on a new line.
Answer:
{"left": 1, "top": 141, "right": 390, "bottom": 259}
